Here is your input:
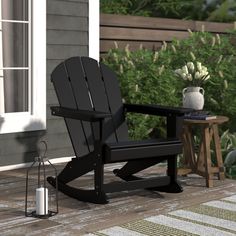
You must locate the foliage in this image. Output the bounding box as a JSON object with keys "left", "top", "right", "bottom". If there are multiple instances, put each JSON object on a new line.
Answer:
{"left": 221, "top": 130, "right": 236, "bottom": 179}
{"left": 102, "top": 31, "right": 236, "bottom": 140}
{"left": 178, "top": 129, "right": 236, "bottom": 177}
{"left": 221, "top": 129, "right": 236, "bottom": 159}
{"left": 100, "top": 0, "right": 133, "bottom": 15}
{"left": 102, "top": 46, "right": 182, "bottom": 139}
{"left": 210, "top": 129, "right": 236, "bottom": 165}
{"left": 100, "top": 0, "right": 236, "bottom": 23}
{"left": 207, "top": 0, "right": 236, "bottom": 22}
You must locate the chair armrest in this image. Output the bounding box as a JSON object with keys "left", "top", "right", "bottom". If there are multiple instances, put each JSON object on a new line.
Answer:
{"left": 124, "top": 104, "right": 193, "bottom": 117}
{"left": 51, "top": 106, "right": 112, "bottom": 122}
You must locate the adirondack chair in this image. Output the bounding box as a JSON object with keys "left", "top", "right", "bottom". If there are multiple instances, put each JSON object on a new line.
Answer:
{"left": 48, "top": 56, "right": 187, "bottom": 204}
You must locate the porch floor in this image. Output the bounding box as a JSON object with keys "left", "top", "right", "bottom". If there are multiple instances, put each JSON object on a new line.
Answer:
{"left": 0, "top": 163, "right": 236, "bottom": 236}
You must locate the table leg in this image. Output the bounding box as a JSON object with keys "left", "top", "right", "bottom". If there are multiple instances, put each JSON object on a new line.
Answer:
{"left": 212, "top": 124, "right": 225, "bottom": 180}
{"left": 182, "top": 126, "right": 190, "bottom": 167}
{"left": 203, "top": 126, "right": 214, "bottom": 187}
{"left": 178, "top": 126, "right": 193, "bottom": 176}
{"left": 185, "top": 126, "right": 197, "bottom": 170}
{"left": 197, "top": 135, "right": 205, "bottom": 172}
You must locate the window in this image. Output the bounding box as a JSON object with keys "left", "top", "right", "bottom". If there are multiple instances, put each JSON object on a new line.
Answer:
{"left": 0, "top": 0, "right": 46, "bottom": 134}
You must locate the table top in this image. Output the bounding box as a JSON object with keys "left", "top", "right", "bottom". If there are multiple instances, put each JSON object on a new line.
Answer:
{"left": 184, "top": 115, "right": 229, "bottom": 125}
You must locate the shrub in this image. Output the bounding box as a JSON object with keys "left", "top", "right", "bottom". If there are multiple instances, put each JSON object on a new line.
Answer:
{"left": 102, "top": 31, "right": 236, "bottom": 139}
{"left": 102, "top": 47, "right": 182, "bottom": 139}
{"left": 100, "top": 0, "right": 236, "bottom": 23}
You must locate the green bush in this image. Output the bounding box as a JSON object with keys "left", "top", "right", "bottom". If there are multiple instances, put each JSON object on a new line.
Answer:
{"left": 102, "top": 31, "right": 236, "bottom": 139}
{"left": 100, "top": 0, "right": 236, "bottom": 23}
{"left": 221, "top": 129, "right": 236, "bottom": 159}
{"left": 102, "top": 47, "right": 182, "bottom": 139}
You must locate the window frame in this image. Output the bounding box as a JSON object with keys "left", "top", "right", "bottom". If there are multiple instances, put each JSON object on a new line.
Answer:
{"left": 89, "top": 0, "right": 99, "bottom": 61}
{"left": 0, "top": 0, "right": 46, "bottom": 134}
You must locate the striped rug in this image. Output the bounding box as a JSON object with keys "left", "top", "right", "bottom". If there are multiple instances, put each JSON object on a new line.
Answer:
{"left": 84, "top": 195, "right": 236, "bottom": 236}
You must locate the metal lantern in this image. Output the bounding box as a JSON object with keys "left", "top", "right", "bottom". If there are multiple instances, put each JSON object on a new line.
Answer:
{"left": 25, "top": 141, "right": 58, "bottom": 218}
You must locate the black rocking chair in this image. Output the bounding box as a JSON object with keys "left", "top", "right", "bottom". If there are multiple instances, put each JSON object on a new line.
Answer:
{"left": 48, "top": 56, "right": 187, "bottom": 204}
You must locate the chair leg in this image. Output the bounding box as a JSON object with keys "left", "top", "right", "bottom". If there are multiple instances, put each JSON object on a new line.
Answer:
{"left": 149, "top": 156, "right": 183, "bottom": 193}
{"left": 167, "top": 155, "right": 183, "bottom": 192}
{"left": 113, "top": 156, "right": 182, "bottom": 193}
{"left": 57, "top": 153, "right": 95, "bottom": 184}
{"left": 113, "top": 157, "right": 166, "bottom": 180}
{"left": 47, "top": 177, "right": 108, "bottom": 204}
{"left": 94, "top": 155, "right": 108, "bottom": 203}
{"left": 47, "top": 152, "right": 108, "bottom": 204}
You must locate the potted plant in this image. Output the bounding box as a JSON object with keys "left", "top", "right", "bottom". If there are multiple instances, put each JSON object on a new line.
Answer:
{"left": 174, "top": 61, "right": 210, "bottom": 110}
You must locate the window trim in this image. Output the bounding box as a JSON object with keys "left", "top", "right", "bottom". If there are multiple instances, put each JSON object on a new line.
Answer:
{"left": 89, "top": 0, "right": 99, "bottom": 61}
{"left": 0, "top": 0, "right": 46, "bottom": 134}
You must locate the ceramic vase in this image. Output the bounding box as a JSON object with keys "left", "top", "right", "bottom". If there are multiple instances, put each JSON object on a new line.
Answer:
{"left": 182, "top": 86, "right": 204, "bottom": 110}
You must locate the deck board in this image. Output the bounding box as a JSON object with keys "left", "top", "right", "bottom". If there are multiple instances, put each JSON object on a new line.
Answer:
{"left": 0, "top": 163, "right": 236, "bottom": 235}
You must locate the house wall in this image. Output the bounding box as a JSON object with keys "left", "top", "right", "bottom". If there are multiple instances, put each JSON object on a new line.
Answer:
{"left": 0, "top": 0, "right": 89, "bottom": 167}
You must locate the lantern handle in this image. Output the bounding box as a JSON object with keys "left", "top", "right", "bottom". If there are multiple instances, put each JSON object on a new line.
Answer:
{"left": 38, "top": 140, "right": 48, "bottom": 159}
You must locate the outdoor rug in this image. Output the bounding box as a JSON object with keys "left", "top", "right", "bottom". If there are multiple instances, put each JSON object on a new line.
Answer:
{"left": 84, "top": 194, "right": 236, "bottom": 236}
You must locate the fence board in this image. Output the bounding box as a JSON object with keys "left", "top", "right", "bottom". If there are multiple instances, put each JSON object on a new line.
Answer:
{"left": 195, "top": 21, "right": 234, "bottom": 32}
{"left": 101, "top": 27, "right": 189, "bottom": 41}
{"left": 100, "top": 14, "right": 196, "bottom": 30}
{"left": 100, "top": 14, "right": 236, "bottom": 54}
{"left": 100, "top": 40, "right": 162, "bottom": 53}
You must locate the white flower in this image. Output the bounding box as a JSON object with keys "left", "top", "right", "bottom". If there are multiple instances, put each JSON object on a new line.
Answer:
{"left": 200, "top": 37, "right": 206, "bottom": 44}
{"left": 174, "top": 69, "right": 182, "bottom": 76}
{"left": 201, "top": 66, "right": 208, "bottom": 72}
{"left": 194, "top": 71, "right": 201, "bottom": 79}
{"left": 186, "top": 74, "right": 193, "bottom": 81}
{"left": 114, "top": 41, "right": 119, "bottom": 49}
{"left": 182, "top": 65, "right": 188, "bottom": 74}
{"left": 204, "top": 75, "right": 210, "bottom": 81}
{"left": 125, "top": 44, "right": 130, "bottom": 58}
{"left": 217, "top": 55, "right": 223, "bottom": 64}
{"left": 128, "top": 60, "right": 135, "bottom": 68}
{"left": 161, "top": 41, "right": 167, "bottom": 51}
{"left": 181, "top": 73, "right": 187, "bottom": 80}
{"left": 187, "top": 28, "right": 193, "bottom": 35}
{"left": 159, "top": 65, "right": 165, "bottom": 75}
{"left": 174, "top": 61, "right": 210, "bottom": 86}
{"left": 187, "top": 62, "right": 194, "bottom": 73}
{"left": 119, "top": 64, "right": 123, "bottom": 74}
{"left": 153, "top": 51, "right": 158, "bottom": 62}
{"left": 211, "top": 37, "right": 216, "bottom": 47}
{"left": 196, "top": 62, "right": 202, "bottom": 71}
{"left": 171, "top": 45, "right": 177, "bottom": 53}
{"left": 113, "top": 52, "right": 118, "bottom": 63}
{"left": 190, "top": 52, "right": 196, "bottom": 61}
{"left": 224, "top": 80, "right": 228, "bottom": 89}
{"left": 219, "top": 71, "right": 224, "bottom": 78}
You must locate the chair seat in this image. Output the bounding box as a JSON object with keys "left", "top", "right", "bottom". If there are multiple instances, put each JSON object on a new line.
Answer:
{"left": 104, "top": 138, "right": 182, "bottom": 163}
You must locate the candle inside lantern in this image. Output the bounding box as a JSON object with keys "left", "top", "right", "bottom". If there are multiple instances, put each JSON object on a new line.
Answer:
{"left": 36, "top": 187, "right": 48, "bottom": 215}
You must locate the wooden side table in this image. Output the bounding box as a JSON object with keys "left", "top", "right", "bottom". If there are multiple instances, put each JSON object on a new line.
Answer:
{"left": 181, "top": 116, "right": 229, "bottom": 187}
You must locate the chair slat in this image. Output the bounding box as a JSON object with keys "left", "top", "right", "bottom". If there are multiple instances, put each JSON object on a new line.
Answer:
{"left": 51, "top": 62, "right": 89, "bottom": 157}
{"left": 100, "top": 63, "right": 129, "bottom": 141}
{"left": 65, "top": 57, "right": 94, "bottom": 151}
{"left": 81, "top": 57, "right": 117, "bottom": 142}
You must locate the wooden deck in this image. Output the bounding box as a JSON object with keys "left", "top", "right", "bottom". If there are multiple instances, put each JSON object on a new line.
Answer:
{"left": 1, "top": 163, "right": 236, "bottom": 236}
